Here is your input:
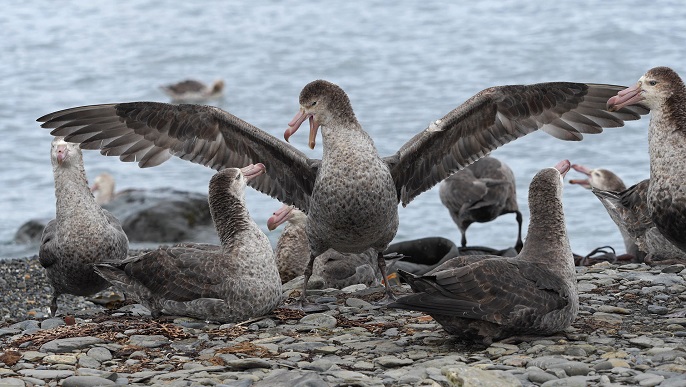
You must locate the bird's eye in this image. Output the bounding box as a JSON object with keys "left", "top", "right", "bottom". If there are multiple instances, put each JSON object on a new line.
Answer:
{"left": 648, "top": 80, "right": 657, "bottom": 86}
{"left": 235, "top": 174, "right": 241, "bottom": 181}
{"left": 310, "top": 101, "right": 317, "bottom": 107}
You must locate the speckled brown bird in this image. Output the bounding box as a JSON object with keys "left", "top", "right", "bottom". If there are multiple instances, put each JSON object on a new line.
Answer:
{"left": 38, "top": 79, "right": 647, "bottom": 307}
{"left": 94, "top": 164, "right": 282, "bottom": 322}
{"left": 40, "top": 137, "right": 129, "bottom": 317}
{"left": 592, "top": 180, "right": 686, "bottom": 263}
{"left": 568, "top": 163, "right": 645, "bottom": 260}
{"left": 607, "top": 66, "right": 686, "bottom": 254}
{"left": 389, "top": 160, "right": 578, "bottom": 344}
{"left": 268, "top": 205, "right": 381, "bottom": 288}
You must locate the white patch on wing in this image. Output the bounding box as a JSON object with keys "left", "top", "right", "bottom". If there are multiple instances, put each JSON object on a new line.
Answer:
{"left": 427, "top": 119, "right": 443, "bottom": 132}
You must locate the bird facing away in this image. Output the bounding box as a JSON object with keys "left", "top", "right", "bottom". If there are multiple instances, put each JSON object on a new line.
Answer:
{"left": 607, "top": 66, "right": 686, "bottom": 254}
{"left": 94, "top": 164, "right": 283, "bottom": 322}
{"left": 38, "top": 79, "right": 646, "bottom": 307}
{"left": 389, "top": 160, "right": 578, "bottom": 344}
{"left": 439, "top": 156, "right": 523, "bottom": 252}
{"left": 39, "top": 137, "right": 129, "bottom": 317}
{"left": 568, "top": 163, "right": 645, "bottom": 260}
{"left": 160, "top": 79, "right": 225, "bottom": 103}
{"left": 267, "top": 204, "right": 381, "bottom": 288}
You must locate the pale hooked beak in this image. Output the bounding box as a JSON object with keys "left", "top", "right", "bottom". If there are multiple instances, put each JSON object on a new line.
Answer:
{"left": 56, "top": 144, "right": 68, "bottom": 165}
{"left": 285, "top": 108, "right": 320, "bottom": 149}
{"left": 607, "top": 81, "right": 644, "bottom": 112}
{"left": 554, "top": 159, "right": 571, "bottom": 178}
{"left": 267, "top": 204, "right": 295, "bottom": 231}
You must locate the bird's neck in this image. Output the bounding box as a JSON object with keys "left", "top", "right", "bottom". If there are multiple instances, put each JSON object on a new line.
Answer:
{"left": 519, "top": 183, "right": 573, "bottom": 271}
{"left": 209, "top": 190, "right": 251, "bottom": 248}
{"left": 648, "top": 98, "right": 686, "bottom": 202}
{"left": 321, "top": 122, "right": 379, "bottom": 161}
{"left": 53, "top": 163, "right": 106, "bottom": 224}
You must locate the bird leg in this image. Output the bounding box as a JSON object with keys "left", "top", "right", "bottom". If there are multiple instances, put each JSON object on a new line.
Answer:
{"left": 375, "top": 251, "right": 397, "bottom": 304}
{"left": 514, "top": 210, "right": 524, "bottom": 253}
{"left": 50, "top": 294, "right": 58, "bottom": 317}
{"left": 299, "top": 253, "right": 317, "bottom": 307}
{"left": 461, "top": 233, "right": 467, "bottom": 248}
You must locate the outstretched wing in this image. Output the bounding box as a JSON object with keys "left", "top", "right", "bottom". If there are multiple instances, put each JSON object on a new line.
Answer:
{"left": 38, "top": 103, "right": 318, "bottom": 211}
{"left": 385, "top": 83, "right": 649, "bottom": 206}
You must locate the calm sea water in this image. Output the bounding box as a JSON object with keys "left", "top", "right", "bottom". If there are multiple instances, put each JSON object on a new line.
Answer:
{"left": 1, "top": 0, "right": 685, "bottom": 259}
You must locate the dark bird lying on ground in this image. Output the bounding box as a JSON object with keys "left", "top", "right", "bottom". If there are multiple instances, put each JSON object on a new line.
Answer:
{"left": 94, "top": 164, "right": 283, "bottom": 323}
{"left": 389, "top": 160, "right": 578, "bottom": 344}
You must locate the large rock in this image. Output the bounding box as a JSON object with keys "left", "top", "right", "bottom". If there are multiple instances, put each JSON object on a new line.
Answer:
{"left": 14, "top": 188, "right": 216, "bottom": 244}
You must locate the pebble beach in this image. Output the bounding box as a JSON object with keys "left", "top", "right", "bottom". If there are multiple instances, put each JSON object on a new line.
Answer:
{"left": 1, "top": 253, "right": 685, "bottom": 387}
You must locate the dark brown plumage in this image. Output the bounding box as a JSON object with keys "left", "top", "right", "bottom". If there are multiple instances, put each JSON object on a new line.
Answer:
{"left": 268, "top": 205, "right": 381, "bottom": 288}
{"left": 93, "top": 164, "right": 282, "bottom": 322}
{"left": 592, "top": 180, "right": 686, "bottom": 263}
{"left": 568, "top": 163, "right": 644, "bottom": 260}
{"left": 607, "top": 66, "right": 686, "bottom": 254}
{"left": 389, "top": 160, "right": 578, "bottom": 344}
{"left": 38, "top": 79, "right": 646, "bottom": 306}
{"left": 439, "top": 156, "right": 523, "bottom": 252}
{"left": 40, "top": 137, "right": 129, "bottom": 317}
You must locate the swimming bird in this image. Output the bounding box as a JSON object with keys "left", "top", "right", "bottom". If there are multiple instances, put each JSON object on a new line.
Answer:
{"left": 388, "top": 160, "right": 578, "bottom": 344}
{"left": 439, "top": 156, "right": 523, "bottom": 252}
{"left": 93, "top": 164, "right": 283, "bottom": 322}
{"left": 40, "top": 137, "right": 129, "bottom": 317}
{"left": 161, "top": 79, "right": 225, "bottom": 103}
{"left": 568, "top": 163, "right": 644, "bottom": 260}
{"left": 607, "top": 66, "right": 686, "bottom": 253}
{"left": 38, "top": 79, "right": 646, "bottom": 307}
{"left": 268, "top": 204, "right": 381, "bottom": 288}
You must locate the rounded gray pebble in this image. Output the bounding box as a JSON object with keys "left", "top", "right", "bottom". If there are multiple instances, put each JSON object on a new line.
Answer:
{"left": 61, "top": 376, "right": 117, "bottom": 387}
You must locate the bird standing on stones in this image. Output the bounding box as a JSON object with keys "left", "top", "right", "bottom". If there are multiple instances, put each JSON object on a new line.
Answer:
{"left": 607, "top": 66, "right": 686, "bottom": 254}
{"left": 160, "top": 79, "right": 225, "bottom": 103}
{"left": 439, "top": 156, "right": 523, "bottom": 252}
{"left": 388, "top": 160, "right": 578, "bottom": 344}
{"left": 94, "top": 164, "right": 283, "bottom": 322}
{"left": 267, "top": 204, "right": 381, "bottom": 288}
{"left": 39, "top": 79, "right": 646, "bottom": 308}
{"left": 40, "top": 137, "right": 129, "bottom": 317}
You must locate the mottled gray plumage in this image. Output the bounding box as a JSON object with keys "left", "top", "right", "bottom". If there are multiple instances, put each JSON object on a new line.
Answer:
{"left": 160, "top": 79, "right": 225, "bottom": 103}
{"left": 40, "top": 137, "right": 129, "bottom": 317}
{"left": 389, "top": 160, "right": 578, "bottom": 344}
{"left": 439, "top": 156, "right": 523, "bottom": 251}
{"left": 94, "top": 165, "right": 282, "bottom": 322}
{"left": 608, "top": 66, "right": 686, "bottom": 254}
{"left": 592, "top": 181, "right": 686, "bottom": 263}
{"left": 270, "top": 206, "right": 381, "bottom": 288}
{"left": 569, "top": 163, "right": 644, "bottom": 260}
{"left": 38, "top": 79, "right": 646, "bottom": 304}
{"left": 569, "top": 164, "right": 626, "bottom": 191}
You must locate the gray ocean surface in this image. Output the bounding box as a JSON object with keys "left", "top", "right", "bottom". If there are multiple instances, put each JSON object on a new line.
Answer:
{"left": 1, "top": 0, "right": 684, "bottom": 260}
